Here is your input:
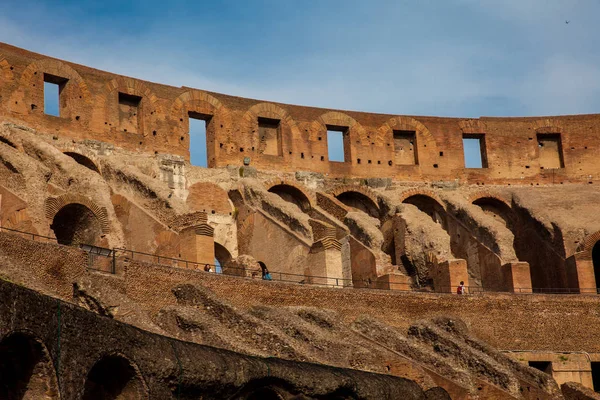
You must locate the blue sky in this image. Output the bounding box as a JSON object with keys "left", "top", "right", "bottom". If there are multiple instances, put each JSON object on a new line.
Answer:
{"left": 3, "top": 0, "right": 600, "bottom": 166}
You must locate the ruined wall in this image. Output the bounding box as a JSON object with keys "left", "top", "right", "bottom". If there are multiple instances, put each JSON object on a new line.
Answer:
{"left": 0, "top": 278, "right": 427, "bottom": 400}
{"left": 2, "top": 42, "right": 600, "bottom": 184}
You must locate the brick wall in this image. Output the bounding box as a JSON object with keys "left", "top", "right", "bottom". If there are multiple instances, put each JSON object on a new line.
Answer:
{"left": 2, "top": 42, "right": 600, "bottom": 184}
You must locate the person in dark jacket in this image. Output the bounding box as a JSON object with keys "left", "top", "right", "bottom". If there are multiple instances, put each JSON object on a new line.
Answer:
{"left": 258, "top": 261, "right": 272, "bottom": 280}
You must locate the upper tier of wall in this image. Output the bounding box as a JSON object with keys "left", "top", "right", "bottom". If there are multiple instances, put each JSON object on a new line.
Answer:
{"left": 1, "top": 42, "right": 599, "bottom": 184}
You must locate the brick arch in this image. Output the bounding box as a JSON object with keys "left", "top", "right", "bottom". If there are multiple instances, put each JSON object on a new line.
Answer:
{"left": 241, "top": 102, "right": 301, "bottom": 152}
{"left": 534, "top": 124, "right": 563, "bottom": 134}
{"left": 264, "top": 179, "right": 315, "bottom": 208}
{"left": 170, "top": 89, "right": 224, "bottom": 121}
{"left": 94, "top": 77, "right": 161, "bottom": 138}
{"left": 378, "top": 116, "right": 438, "bottom": 152}
{"left": 328, "top": 185, "right": 380, "bottom": 217}
{"left": 398, "top": 188, "right": 445, "bottom": 208}
{"left": 329, "top": 185, "right": 378, "bottom": 205}
{"left": 458, "top": 119, "right": 487, "bottom": 134}
{"left": 0, "top": 53, "right": 15, "bottom": 82}
{"left": 312, "top": 111, "right": 368, "bottom": 144}
{"left": 577, "top": 231, "right": 600, "bottom": 253}
{"left": 44, "top": 194, "right": 109, "bottom": 234}
{"left": 467, "top": 190, "right": 512, "bottom": 208}
{"left": 19, "top": 57, "right": 91, "bottom": 103}
{"left": 0, "top": 329, "right": 60, "bottom": 400}
{"left": 83, "top": 352, "right": 148, "bottom": 400}
{"left": 532, "top": 119, "right": 563, "bottom": 133}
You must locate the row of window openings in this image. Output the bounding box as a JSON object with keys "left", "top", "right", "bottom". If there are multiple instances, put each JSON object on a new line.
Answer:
{"left": 42, "top": 81, "right": 566, "bottom": 170}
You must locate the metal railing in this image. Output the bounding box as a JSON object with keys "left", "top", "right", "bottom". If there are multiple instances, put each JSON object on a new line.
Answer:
{"left": 0, "top": 226, "right": 57, "bottom": 243}
{"left": 2, "top": 225, "right": 600, "bottom": 295}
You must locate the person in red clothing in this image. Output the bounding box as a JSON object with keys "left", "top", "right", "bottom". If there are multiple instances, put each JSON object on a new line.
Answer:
{"left": 457, "top": 281, "right": 466, "bottom": 295}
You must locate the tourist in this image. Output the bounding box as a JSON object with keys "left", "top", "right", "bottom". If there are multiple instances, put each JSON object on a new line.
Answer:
{"left": 258, "top": 261, "right": 272, "bottom": 281}
{"left": 457, "top": 281, "right": 466, "bottom": 295}
{"left": 204, "top": 264, "right": 213, "bottom": 273}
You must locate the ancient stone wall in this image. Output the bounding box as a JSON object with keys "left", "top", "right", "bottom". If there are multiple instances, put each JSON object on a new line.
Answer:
{"left": 2, "top": 42, "right": 600, "bottom": 184}
{"left": 0, "top": 278, "right": 428, "bottom": 400}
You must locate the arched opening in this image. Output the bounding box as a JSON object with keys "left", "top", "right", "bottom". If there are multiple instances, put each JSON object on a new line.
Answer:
{"left": 593, "top": 241, "right": 600, "bottom": 291}
{"left": 335, "top": 191, "right": 379, "bottom": 218}
{"left": 82, "top": 355, "right": 145, "bottom": 400}
{"left": 268, "top": 184, "right": 311, "bottom": 213}
{"left": 403, "top": 195, "right": 447, "bottom": 229}
{"left": 0, "top": 332, "right": 60, "bottom": 399}
{"left": 64, "top": 152, "right": 100, "bottom": 174}
{"left": 247, "top": 387, "right": 284, "bottom": 400}
{"left": 472, "top": 197, "right": 513, "bottom": 228}
{"left": 214, "top": 242, "right": 232, "bottom": 274}
{"left": 51, "top": 203, "right": 102, "bottom": 246}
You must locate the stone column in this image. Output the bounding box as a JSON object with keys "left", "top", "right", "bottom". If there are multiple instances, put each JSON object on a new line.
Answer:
{"left": 502, "top": 262, "right": 532, "bottom": 293}
{"left": 432, "top": 259, "right": 469, "bottom": 293}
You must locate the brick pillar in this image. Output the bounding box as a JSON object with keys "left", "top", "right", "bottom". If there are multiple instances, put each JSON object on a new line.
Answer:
{"left": 309, "top": 238, "right": 348, "bottom": 287}
{"left": 432, "top": 259, "right": 469, "bottom": 293}
{"left": 503, "top": 262, "right": 532, "bottom": 293}
{"left": 569, "top": 253, "right": 597, "bottom": 294}
{"left": 179, "top": 224, "right": 215, "bottom": 269}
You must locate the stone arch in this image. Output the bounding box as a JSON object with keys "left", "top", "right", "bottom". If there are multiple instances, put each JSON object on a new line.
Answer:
{"left": 402, "top": 192, "right": 447, "bottom": 228}
{"left": 0, "top": 330, "right": 60, "bottom": 399}
{"left": 95, "top": 77, "right": 160, "bottom": 138}
{"left": 170, "top": 89, "right": 223, "bottom": 121}
{"left": 378, "top": 116, "right": 438, "bottom": 154}
{"left": 63, "top": 152, "right": 100, "bottom": 174}
{"left": 471, "top": 195, "right": 514, "bottom": 228}
{"left": 265, "top": 179, "right": 314, "bottom": 212}
{"left": 19, "top": 58, "right": 91, "bottom": 100}
{"left": 170, "top": 91, "right": 229, "bottom": 166}
{"left": 235, "top": 378, "right": 293, "bottom": 400}
{"left": 329, "top": 185, "right": 380, "bottom": 218}
{"left": 247, "top": 387, "right": 285, "bottom": 400}
{"left": 532, "top": 120, "right": 563, "bottom": 133}
{"left": 312, "top": 111, "right": 368, "bottom": 143}
{"left": 214, "top": 241, "right": 233, "bottom": 270}
{"left": 45, "top": 194, "right": 109, "bottom": 234}
{"left": 241, "top": 102, "right": 301, "bottom": 155}
{"left": 12, "top": 58, "right": 91, "bottom": 117}
{"left": 577, "top": 231, "right": 600, "bottom": 253}
{"left": 0, "top": 53, "right": 15, "bottom": 82}
{"left": 398, "top": 188, "right": 444, "bottom": 206}
{"left": 82, "top": 353, "right": 148, "bottom": 400}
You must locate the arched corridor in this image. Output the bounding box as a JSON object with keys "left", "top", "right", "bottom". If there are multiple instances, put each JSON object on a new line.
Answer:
{"left": 82, "top": 354, "right": 146, "bottom": 400}
{"left": 51, "top": 203, "right": 103, "bottom": 246}
{"left": 268, "top": 184, "right": 311, "bottom": 212}
{"left": 0, "top": 332, "right": 59, "bottom": 399}
{"left": 403, "top": 194, "right": 447, "bottom": 229}
{"left": 335, "top": 191, "right": 379, "bottom": 218}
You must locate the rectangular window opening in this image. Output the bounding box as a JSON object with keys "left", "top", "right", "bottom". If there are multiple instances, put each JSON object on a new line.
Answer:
{"left": 118, "top": 92, "right": 142, "bottom": 134}
{"left": 43, "top": 73, "right": 67, "bottom": 117}
{"left": 393, "top": 130, "right": 418, "bottom": 165}
{"left": 537, "top": 133, "right": 564, "bottom": 169}
{"left": 528, "top": 361, "right": 552, "bottom": 375}
{"left": 189, "top": 112, "right": 212, "bottom": 168}
{"left": 463, "top": 134, "right": 488, "bottom": 168}
{"left": 258, "top": 117, "right": 282, "bottom": 156}
{"left": 591, "top": 362, "right": 600, "bottom": 391}
{"left": 327, "top": 125, "right": 347, "bottom": 162}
